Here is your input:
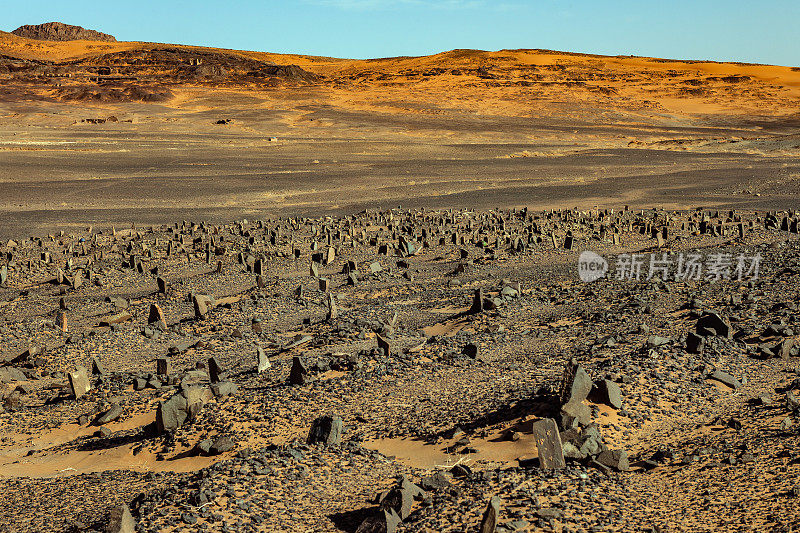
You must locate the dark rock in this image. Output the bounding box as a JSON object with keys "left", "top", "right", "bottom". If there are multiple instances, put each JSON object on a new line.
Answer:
{"left": 12, "top": 22, "right": 117, "bottom": 42}
{"left": 376, "top": 334, "right": 391, "bottom": 357}
{"left": 105, "top": 503, "right": 135, "bottom": 533}
{"left": 156, "top": 357, "right": 171, "bottom": 376}
{"left": 708, "top": 370, "right": 742, "bottom": 389}
{"left": 289, "top": 356, "right": 308, "bottom": 385}
{"left": 470, "top": 288, "right": 485, "bottom": 314}
{"left": 479, "top": 495, "right": 501, "bottom": 533}
{"left": 208, "top": 357, "right": 222, "bottom": 383}
{"left": 355, "top": 508, "right": 401, "bottom": 533}
{"left": 91, "top": 357, "right": 106, "bottom": 376}
{"left": 589, "top": 379, "right": 623, "bottom": 409}
{"left": 148, "top": 304, "right": 166, "bottom": 328}
{"left": 379, "top": 476, "right": 425, "bottom": 520}
{"left": 686, "top": 331, "right": 704, "bottom": 353}
{"left": 307, "top": 414, "right": 343, "bottom": 446}
{"left": 96, "top": 404, "right": 123, "bottom": 425}
{"left": 596, "top": 449, "right": 630, "bottom": 471}
{"left": 697, "top": 312, "right": 731, "bottom": 338}
{"left": 210, "top": 435, "right": 235, "bottom": 454}
{"left": 419, "top": 471, "right": 452, "bottom": 491}
{"left": 463, "top": 343, "right": 479, "bottom": 359}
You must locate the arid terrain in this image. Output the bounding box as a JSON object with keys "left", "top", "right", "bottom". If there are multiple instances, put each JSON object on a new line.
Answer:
{"left": 2, "top": 26, "right": 800, "bottom": 238}
{"left": 1, "top": 23, "right": 800, "bottom": 533}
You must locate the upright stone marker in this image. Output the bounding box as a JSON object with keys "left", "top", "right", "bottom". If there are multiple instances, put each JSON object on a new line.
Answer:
{"left": 68, "top": 366, "right": 91, "bottom": 399}
{"left": 530, "top": 418, "right": 565, "bottom": 469}
{"left": 257, "top": 346, "right": 271, "bottom": 372}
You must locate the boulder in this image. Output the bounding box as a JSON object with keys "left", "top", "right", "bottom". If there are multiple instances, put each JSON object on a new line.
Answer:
{"left": 479, "top": 495, "right": 501, "bottom": 533}
{"left": 588, "top": 379, "right": 623, "bottom": 409}
{"left": 696, "top": 312, "right": 731, "bottom": 338}
{"left": 307, "top": 414, "right": 343, "bottom": 446}
{"left": 68, "top": 366, "right": 91, "bottom": 399}
{"left": 559, "top": 362, "right": 592, "bottom": 405}
{"left": 105, "top": 503, "right": 135, "bottom": 533}
{"left": 596, "top": 449, "right": 630, "bottom": 471}
{"left": 708, "top": 370, "right": 742, "bottom": 390}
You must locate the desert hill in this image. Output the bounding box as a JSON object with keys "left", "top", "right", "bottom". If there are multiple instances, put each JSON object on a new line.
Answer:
{"left": 11, "top": 21, "right": 116, "bottom": 42}
{"left": 1, "top": 28, "right": 799, "bottom": 116}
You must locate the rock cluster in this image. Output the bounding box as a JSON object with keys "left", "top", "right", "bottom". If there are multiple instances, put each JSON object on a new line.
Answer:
{"left": 11, "top": 22, "right": 117, "bottom": 42}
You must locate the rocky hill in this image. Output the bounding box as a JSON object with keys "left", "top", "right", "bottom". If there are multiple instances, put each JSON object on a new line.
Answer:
{"left": 11, "top": 22, "right": 116, "bottom": 42}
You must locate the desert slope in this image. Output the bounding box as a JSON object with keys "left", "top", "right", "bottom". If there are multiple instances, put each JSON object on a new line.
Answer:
{"left": 2, "top": 30, "right": 799, "bottom": 118}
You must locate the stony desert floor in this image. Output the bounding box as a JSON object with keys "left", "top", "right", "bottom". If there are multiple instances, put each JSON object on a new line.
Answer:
{"left": 1, "top": 31, "right": 800, "bottom": 533}
{"left": 1, "top": 206, "right": 800, "bottom": 532}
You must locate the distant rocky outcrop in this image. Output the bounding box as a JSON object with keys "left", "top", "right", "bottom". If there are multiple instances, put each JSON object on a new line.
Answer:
{"left": 11, "top": 22, "right": 116, "bottom": 42}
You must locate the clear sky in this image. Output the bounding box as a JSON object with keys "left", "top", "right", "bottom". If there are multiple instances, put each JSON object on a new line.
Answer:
{"left": 6, "top": 0, "right": 800, "bottom": 66}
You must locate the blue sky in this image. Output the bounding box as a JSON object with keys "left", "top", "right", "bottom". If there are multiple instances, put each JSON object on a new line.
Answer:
{"left": 6, "top": 0, "right": 799, "bottom": 66}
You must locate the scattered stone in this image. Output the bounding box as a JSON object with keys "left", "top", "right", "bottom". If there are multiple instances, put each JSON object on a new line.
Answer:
{"left": 479, "top": 495, "right": 501, "bottom": 533}
{"left": 697, "top": 311, "right": 731, "bottom": 338}
{"left": 91, "top": 357, "right": 106, "bottom": 376}
{"left": 686, "top": 331, "right": 704, "bottom": 353}
{"left": 67, "top": 366, "right": 91, "bottom": 399}
{"left": 326, "top": 292, "right": 338, "bottom": 320}
{"left": 105, "top": 503, "right": 136, "bottom": 533}
{"left": 356, "top": 508, "right": 401, "bottom": 533}
{"left": 589, "top": 379, "right": 623, "bottom": 409}
{"left": 156, "top": 357, "right": 171, "bottom": 376}
{"left": 307, "top": 414, "right": 343, "bottom": 446}
{"left": 257, "top": 346, "right": 271, "bottom": 372}
{"left": 560, "top": 400, "right": 591, "bottom": 429}
{"left": 289, "top": 356, "right": 308, "bottom": 385}
{"left": 96, "top": 404, "right": 123, "bottom": 425}
{"left": 559, "top": 362, "right": 592, "bottom": 405}
{"left": 193, "top": 294, "right": 214, "bottom": 319}
{"left": 379, "top": 476, "right": 425, "bottom": 520}
{"left": 208, "top": 357, "right": 222, "bottom": 383}
{"left": 596, "top": 449, "right": 630, "bottom": 471}
{"left": 530, "top": 418, "right": 565, "bottom": 469}
{"left": 210, "top": 435, "right": 235, "bottom": 454}
{"left": 156, "top": 389, "right": 206, "bottom": 433}
{"left": 470, "top": 288, "right": 485, "bottom": 314}
{"left": 376, "top": 334, "right": 391, "bottom": 357}
{"left": 211, "top": 381, "right": 239, "bottom": 397}
{"left": 55, "top": 310, "right": 68, "bottom": 332}
{"left": 148, "top": 303, "right": 166, "bottom": 328}
{"left": 708, "top": 370, "right": 742, "bottom": 390}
